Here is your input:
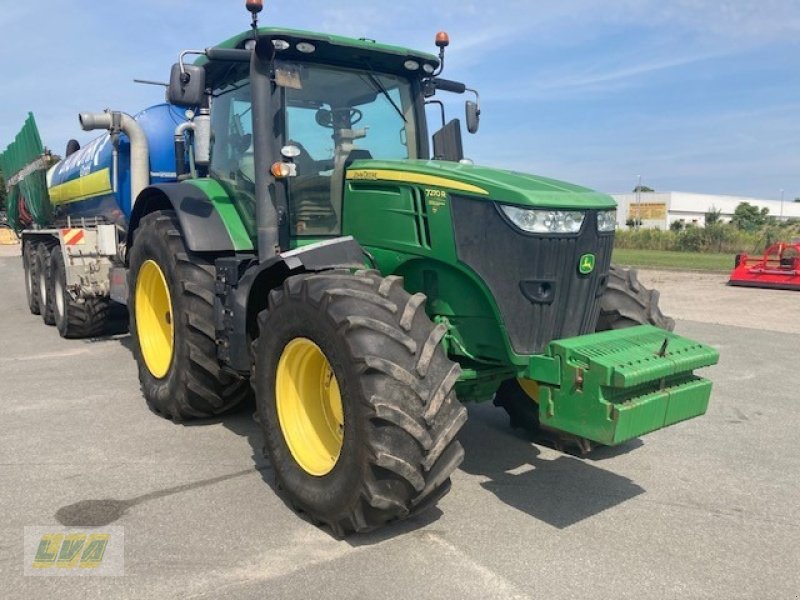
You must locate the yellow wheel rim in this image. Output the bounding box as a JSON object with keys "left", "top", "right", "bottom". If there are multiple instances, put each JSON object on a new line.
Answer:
{"left": 276, "top": 338, "right": 344, "bottom": 476}
{"left": 135, "top": 260, "right": 174, "bottom": 379}
{"left": 518, "top": 378, "right": 540, "bottom": 403}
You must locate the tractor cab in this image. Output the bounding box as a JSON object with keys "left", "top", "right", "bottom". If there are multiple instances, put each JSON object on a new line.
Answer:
{"left": 169, "top": 25, "right": 479, "bottom": 252}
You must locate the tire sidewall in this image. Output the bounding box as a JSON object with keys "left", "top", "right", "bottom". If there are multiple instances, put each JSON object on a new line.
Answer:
{"left": 36, "top": 244, "right": 55, "bottom": 325}
{"left": 23, "top": 243, "right": 39, "bottom": 313}
{"left": 256, "top": 297, "right": 369, "bottom": 516}
{"left": 50, "top": 249, "right": 69, "bottom": 336}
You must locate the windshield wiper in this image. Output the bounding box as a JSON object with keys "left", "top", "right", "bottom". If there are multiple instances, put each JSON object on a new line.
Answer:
{"left": 361, "top": 63, "right": 407, "bottom": 124}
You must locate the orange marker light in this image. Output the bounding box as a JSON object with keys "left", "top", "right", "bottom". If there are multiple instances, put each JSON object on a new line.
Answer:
{"left": 435, "top": 31, "right": 450, "bottom": 48}
{"left": 271, "top": 162, "right": 290, "bottom": 178}
{"left": 246, "top": 0, "right": 263, "bottom": 13}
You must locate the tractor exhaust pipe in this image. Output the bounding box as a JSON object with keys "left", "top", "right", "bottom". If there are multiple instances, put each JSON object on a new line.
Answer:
{"left": 250, "top": 48, "right": 281, "bottom": 260}
{"left": 79, "top": 111, "right": 150, "bottom": 203}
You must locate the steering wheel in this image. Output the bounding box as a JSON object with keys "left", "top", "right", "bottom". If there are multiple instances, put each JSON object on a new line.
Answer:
{"left": 348, "top": 109, "right": 364, "bottom": 125}
{"left": 315, "top": 108, "right": 364, "bottom": 129}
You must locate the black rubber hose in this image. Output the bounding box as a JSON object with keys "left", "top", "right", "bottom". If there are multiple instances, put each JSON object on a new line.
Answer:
{"left": 174, "top": 138, "right": 186, "bottom": 178}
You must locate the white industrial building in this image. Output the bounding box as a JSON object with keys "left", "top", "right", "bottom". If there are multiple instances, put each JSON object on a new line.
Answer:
{"left": 611, "top": 192, "right": 800, "bottom": 229}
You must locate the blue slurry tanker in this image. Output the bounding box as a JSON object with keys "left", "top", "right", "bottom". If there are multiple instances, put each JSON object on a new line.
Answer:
{"left": 1, "top": 1, "right": 717, "bottom": 537}
{"left": 47, "top": 104, "right": 187, "bottom": 225}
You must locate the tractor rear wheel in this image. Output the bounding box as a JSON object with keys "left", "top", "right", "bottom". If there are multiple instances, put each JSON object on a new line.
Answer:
{"left": 128, "top": 210, "right": 250, "bottom": 420}
{"left": 494, "top": 263, "right": 674, "bottom": 452}
{"left": 36, "top": 242, "right": 56, "bottom": 326}
{"left": 23, "top": 242, "right": 40, "bottom": 315}
{"left": 49, "top": 247, "right": 113, "bottom": 339}
{"left": 253, "top": 269, "right": 466, "bottom": 536}
{"left": 596, "top": 264, "right": 675, "bottom": 332}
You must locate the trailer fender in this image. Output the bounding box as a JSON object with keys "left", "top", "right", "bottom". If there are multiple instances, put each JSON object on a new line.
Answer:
{"left": 128, "top": 181, "right": 253, "bottom": 256}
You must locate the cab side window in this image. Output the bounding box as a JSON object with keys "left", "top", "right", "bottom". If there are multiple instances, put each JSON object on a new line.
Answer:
{"left": 209, "top": 81, "right": 256, "bottom": 235}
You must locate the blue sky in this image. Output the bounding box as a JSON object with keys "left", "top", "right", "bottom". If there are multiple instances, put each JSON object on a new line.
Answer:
{"left": 1, "top": 0, "right": 798, "bottom": 199}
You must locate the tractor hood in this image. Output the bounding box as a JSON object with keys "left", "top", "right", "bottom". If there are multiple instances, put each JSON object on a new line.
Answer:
{"left": 346, "top": 159, "right": 617, "bottom": 210}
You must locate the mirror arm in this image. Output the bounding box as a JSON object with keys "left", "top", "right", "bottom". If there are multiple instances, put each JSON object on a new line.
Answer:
{"left": 178, "top": 50, "right": 206, "bottom": 83}
{"left": 425, "top": 100, "right": 446, "bottom": 129}
{"left": 466, "top": 87, "right": 480, "bottom": 111}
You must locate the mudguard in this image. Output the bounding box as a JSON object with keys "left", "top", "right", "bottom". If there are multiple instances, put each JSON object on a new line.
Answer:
{"left": 216, "top": 237, "right": 368, "bottom": 372}
{"left": 128, "top": 181, "right": 253, "bottom": 255}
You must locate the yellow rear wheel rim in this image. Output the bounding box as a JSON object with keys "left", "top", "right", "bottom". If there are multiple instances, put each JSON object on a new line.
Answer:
{"left": 276, "top": 338, "right": 344, "bottom": 476}
{"left": 135, "top": 260, "right": 174, "bottom": 379}
{"left": 518, "top": 378, "right": 540, "bottom": 403}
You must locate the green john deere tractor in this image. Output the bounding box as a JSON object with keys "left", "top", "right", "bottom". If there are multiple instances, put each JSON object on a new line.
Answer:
{"left": 55, "top": 2, "right": 720, "bottom": 536}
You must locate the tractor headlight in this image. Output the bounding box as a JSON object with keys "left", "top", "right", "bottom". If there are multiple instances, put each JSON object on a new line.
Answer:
{"left": 499, "top": 206, "right": 585, "bottom": 234}
{"left": 597, "top": 210, "right": 617, "bottom": 232}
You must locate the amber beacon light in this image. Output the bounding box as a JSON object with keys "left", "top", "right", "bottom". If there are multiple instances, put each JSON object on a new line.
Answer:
{"left": 246, "top": 0, "right": 264, "bottom": 13}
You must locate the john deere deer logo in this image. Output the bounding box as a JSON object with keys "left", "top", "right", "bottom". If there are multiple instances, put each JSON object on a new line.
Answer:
{"left": 579, "top": 253, "right": 595, "bottom": 275}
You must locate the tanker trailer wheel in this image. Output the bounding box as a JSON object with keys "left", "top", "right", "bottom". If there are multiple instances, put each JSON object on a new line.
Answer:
{"left": 253, "top": 270, "right": 467, "bottom": 535}
{"left": 494, "top": 263, "right": 674, "bottom": 453}
{"left": 35, "top": 242, "right": 57, "bottom": 326}
{"left": 128, "top": 210, "right": 250, "bottom": 420}
{"left": 23, "top": 242, "right": 41, "bottom": 315}
{"left": 49, "top": 248, "right": 112, "bottom": 339}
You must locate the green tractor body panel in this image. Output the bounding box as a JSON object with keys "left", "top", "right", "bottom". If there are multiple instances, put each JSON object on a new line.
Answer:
{"left": 185, "top": 179, "right": 254, "bottom": 252}
{"left": 341, "top": 159, "right": 618, "bottom": 400}
{"left": 346, "top": 159, "right": 617, "bottom": 209}
{"left": 531, "top": 325, "right": 719, "bottom": 445}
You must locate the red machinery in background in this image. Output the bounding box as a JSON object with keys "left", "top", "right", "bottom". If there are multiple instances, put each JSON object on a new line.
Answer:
{"left": 729, "top": 241, "right": 800, "bottom": 291}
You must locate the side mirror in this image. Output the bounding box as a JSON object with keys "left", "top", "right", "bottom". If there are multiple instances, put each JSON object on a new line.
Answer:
{"left": 167, "top": 63, "right": 206, "bottom": 107}
{"left": 466, "top": 100, "right": 480, "bottom": 134}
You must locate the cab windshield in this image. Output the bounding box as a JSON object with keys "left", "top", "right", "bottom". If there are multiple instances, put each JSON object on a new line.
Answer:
{"left": 282, "top": 63, "right": 419, "bottom": 236}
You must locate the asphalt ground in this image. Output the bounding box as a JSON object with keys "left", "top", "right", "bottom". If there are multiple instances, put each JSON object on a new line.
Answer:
{"left": 1, "top": 245, "right": 798, "bottom": 599}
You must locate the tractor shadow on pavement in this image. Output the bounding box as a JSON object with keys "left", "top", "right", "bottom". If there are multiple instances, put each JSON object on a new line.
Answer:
{"left": 458, "top": 403, "right": 645, "bottom": 529}
{"left": 215, "top": 405, "right": 447, "bottom": 544}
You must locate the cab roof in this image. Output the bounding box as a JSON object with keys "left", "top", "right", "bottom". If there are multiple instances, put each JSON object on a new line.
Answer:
{"left": 206, "top": 27, "right": 440, "bottom": 76}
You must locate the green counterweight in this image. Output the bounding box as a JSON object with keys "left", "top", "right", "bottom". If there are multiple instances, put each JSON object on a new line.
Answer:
{"left": 528, "top": 326, "right": 719, "bottom": 445}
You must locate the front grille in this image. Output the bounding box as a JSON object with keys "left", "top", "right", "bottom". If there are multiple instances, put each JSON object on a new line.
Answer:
{"left": 451, "top": 196, "right": 613, "bottom": 355}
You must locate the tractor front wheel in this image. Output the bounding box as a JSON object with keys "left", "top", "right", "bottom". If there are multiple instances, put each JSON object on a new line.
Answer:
{"left": 128, "top": 210, "right": 250, "bottom": 420}
{"left": 254, "top": 270, "right": 466, "bottom": 536}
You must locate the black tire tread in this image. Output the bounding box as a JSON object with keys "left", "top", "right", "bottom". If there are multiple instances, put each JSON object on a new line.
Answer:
{"left": 256, "top": 269, "right": 466, "bottom": 535}
{"left": 129, "top": 210, "right": 249, "bottom": 420}
{"left": 50, "top": 248, "right": 119, "bottom": 339}
{"left": 596, "top": 264, "right": 675, "bottom": 331}
{"left": 22, "top": 241, "right": 41, "bottom": 315}
{"left": 35, "top": 241, "right": 58, "bottom": 326}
